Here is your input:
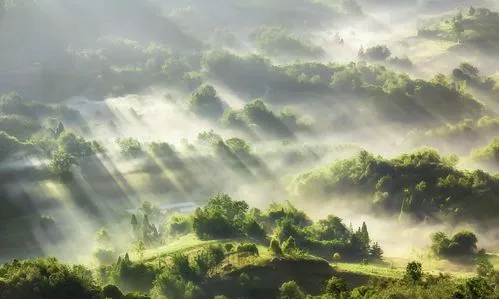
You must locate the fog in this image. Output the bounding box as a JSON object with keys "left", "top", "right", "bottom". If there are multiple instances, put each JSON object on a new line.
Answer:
{"left": 1, "top": 0, "right": 499, "bottom": 267}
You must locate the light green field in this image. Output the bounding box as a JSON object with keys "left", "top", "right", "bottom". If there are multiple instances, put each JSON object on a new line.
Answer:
{"left": 128, "top": 234, "right": 485, "bottom": 281}
{"left": 137, "top": 234, "right": 215, "bottom": 262}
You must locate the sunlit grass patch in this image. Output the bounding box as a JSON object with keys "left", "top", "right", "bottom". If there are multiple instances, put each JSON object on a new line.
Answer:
{"left": 139, "top": 234, "right": 214, "bottom": 262}
{"left": 334, "top": 262, "right": 404, "bottom": 279}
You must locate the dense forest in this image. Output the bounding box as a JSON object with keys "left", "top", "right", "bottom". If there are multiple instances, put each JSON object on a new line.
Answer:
{"left": 0, "top": 0, "right": 498, "bottom": 298}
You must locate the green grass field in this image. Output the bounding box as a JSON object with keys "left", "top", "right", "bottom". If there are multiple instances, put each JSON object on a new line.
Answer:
{"left": 126, "top": 234, "right": 487, "bottom": 281}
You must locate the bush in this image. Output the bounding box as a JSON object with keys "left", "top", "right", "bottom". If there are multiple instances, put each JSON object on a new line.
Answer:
{"left": 116, "top": 138, "right": 143, "bottom": 158}
{"left": 102, "top": 284, "right": 124, "bottom": 299}
{"left": 0, "top": 258, "right": 102, "bottom": 299}
{"left": 224, "top": 243, "right": 234, "bottom": 252}
{"left": 251, "top": 27, "right": 324, "bottom": 58}
{"left": 190, "top": 85, "right": 225, "bottom": 119}
{"left": 270, "top": 238, "right": 283, "bottom": 256}
{"left": 359, "top": 45, "right": 392, "bottom": 61}
{"left": 165, "top": 215, "right": 192, "bottom": 236}
{"left": 49, "top": 150, "right": 77, "bottom": 177}
{"left": 151, "top": 270, "right": 201, "bottom": 299}
{"left": 282, "top": 236, "right": 297, "bottom": 254}
{"left": 325, "top": 276, "right": 349, "bottom": 297}
{"left": 193, "top": 245, "right": 226, "bottom": 277}
{"left": 279, "top": 281, "right": 306, "bottom": 299}
{"left": 431, "top": 231, "right": 478, "bottom": 258}
{"left": 112, "top": 260, "right": 157, "bottom": 294}
{"left": 405, "top": 262, "right": 423, "bottom": 282}
{"left": 57, "top": 131, "right": 93, "bottom": 157}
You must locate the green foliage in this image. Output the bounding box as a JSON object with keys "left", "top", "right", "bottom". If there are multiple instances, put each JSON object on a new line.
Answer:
{"left": 170, "top": 253, "right": 198, "bottom": 282}
{"left": 279, "top": 281, "right": 306, "bottom": 299}
{"left": 452, "top": 63, "right": 495, "bottom": 91}
{"left": 192, "top": 193, "right": 249, "bottom": 239}
{"left": 471, "top": 137, "right": 499, "bottom": 165}
{"left": 151, "top": 270, "right": 201, "bottom": 299}
{"left": 454, "top": 277, "right": 496, "bottom": 299}
{"left": 204, "top": 51, "right": 483, "bottom": 126}
{"left": 116, "top": 138, "right": 143, "bottom": 158}
{"left": 270, "top": 238, "right": 283, "bottom": 256}
{"left": 369, "top": 242, "right": 383, "bottom": 260}
{"left": 0, "top": 115, "right": 40, "bottom": 141}
{"left": 431, "top": 231, "right": 478, "bottom": 258}
{"left": 250, "top": 27, "right": 324, "bottom": 58}
{"left": 112, "top": 258, "right": 157, "bottom": 294}
{"left": 49, "top": 150, "right": 77, "bottom": 177}
{"left": 0, "top": 257, "right": 102, "bottom": 299}
{"left": 404, "top": 261, "right": 423, "bottom": 282}
{"left": 359, "top": 45, "right": 392, "bottom": 61}
{"left": 190, "top": 85, "right": 225, "bottom": 119}
{"left": 102, "top": 284, "right": 124, "bottom": 299}
{"left": 291, "top": 148, "right": 499, "bottom": 223}
{"left": 282, "top": 236, "right": 297, "bottom": 254}
{"left": 476, "top": 257, "right": 496, "bottom": 282}
{"left": 165, "top": 215, "right": 193, "bottom": 236}
{"left": 0, "top": 131, "right": 24, "bottom": 162}
{"left": 324, "top": 276, "right": 349, "bottom": 298}
{"left": 57, "top": 131, "right": 93, "bottom": 157}
{"left": 193, "top": 245, "right": 225, "bottom": 277}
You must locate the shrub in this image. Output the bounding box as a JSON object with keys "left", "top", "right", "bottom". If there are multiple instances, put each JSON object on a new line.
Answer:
{"left": 270, "top": 238, "right": 283, "bottom": 256}
{"left": 324, "top": 276, "right": 349, "bottom": 298}
{"left": 405, "top": 262, "right": 423, "bottom": 282}
{"left": 116, "top": 138, "right": 143, "bottom": 158}
{"left": 102, "top": 284, "right": 124, "bottom": 299}
{"left": 282, "top": 236, "right": 297, "bottom": 254}
{"left": 431, "top": 231, "right": 478, "bottom": 258}
{"left": 279, "top": 281, "right": 306, "bottom": 299}
{"left": 165, "top": 215, "right": 192, "bottom": 236}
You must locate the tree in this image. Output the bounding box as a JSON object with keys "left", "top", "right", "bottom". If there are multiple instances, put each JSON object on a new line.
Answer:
{"left": 270, "top": 238, "right": 283, "bottom": 256}
{"left": 0, "top": 258, "right": 102, "bottom": 299}
{"left": 361, "top": 222, "right": 370, "bottom": 245}
{"left": 102, "top": 284, "right": 124, "bottom": 299}
{"left": 476, "top": 258, "right": 494, "bottom": 280}
{"left": 53, "top": 121, "right": 65, "bottom": 138}
{"left": 362, "top": 45, "right": 391, "bottom": 61}
{"left": 190, "top": 84, "right": 225, "bottom": 119}
{"left": 49, "top": 150, "right": 77, "bottom": 177}
{"left": 133, "top": 241, "right": 146, "bottom": 261}
{"left": 116, "top": 138, "right": 143, "bottom": 158}
{"left": 369, "top": 242, "right": 383, "bottom": 260}
{"left": 405, "top": 261, "right": 423, "bottom": 282}
{"left": 452, "top": 20, "right": 464, "bottom": 40}
{"left": 131, "top": 214, "right": 138, "bottom": 232}
{"left": 469, "top": 6, "right": 476, "bottom": 16}
{"left": 279, "top": 281, "right": 305, "bottom": 299}
{"left": 282, "top": 236, "right": 297, "bottom": 254}
{"left": 324, "top": 276, "right": 349, "bottom": 298}
{"left": 448, "top": 230, "right": 478, "bottom": 256}
{"left": 151, "top": 270, "right": 200, "bottom": 299}
{"left": 57, "top": 131, "right": 93, "bottom": 157}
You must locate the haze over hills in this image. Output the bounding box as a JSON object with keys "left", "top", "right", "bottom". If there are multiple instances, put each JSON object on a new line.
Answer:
{"left": 0, "top": 1, "right": 498, "bottom": 299}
